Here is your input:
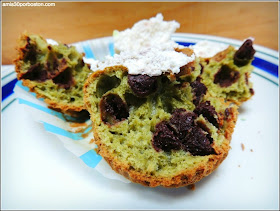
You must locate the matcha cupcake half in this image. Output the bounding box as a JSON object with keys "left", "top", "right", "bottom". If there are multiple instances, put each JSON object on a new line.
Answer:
{"left": 192, "top": 39, "right": 256, "bottom": 104}
{"left": 14, "top": 33, "right": 92, "bottom": 118}
{"left": 84, "top": 65, "right": 238, "bottom": 187}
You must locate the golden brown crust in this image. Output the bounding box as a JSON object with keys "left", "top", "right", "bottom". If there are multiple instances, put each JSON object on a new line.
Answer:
{"left": 84, "top": 66, "right": 238, "bottom": 188}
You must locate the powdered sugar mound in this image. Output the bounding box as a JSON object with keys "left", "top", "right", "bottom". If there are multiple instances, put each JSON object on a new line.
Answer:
{"left": 46, "top": 39, "right": 59, "bottom": 46}
{"left": 91, "top": 46, "right": 195, "bottom": 76}
{"left": 113, "top": 13, "right": 180, "bottom": 53}
{"left": 83, "top": 58, "right": 99, "bottom": 71}
{"left": 190, "top": 41, "right": 229, "bottom": 58}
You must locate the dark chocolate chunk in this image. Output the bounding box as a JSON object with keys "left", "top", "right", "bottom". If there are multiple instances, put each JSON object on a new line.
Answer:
{"left": 100, "top": 93, "right": 129, "bottom": 125}
{"left": 234, "top": 39, "right": 256, "bottom": 66}
{"left": 22, "top": 37, "right": 37, "bottom": 63}
{"left": 249, "top": 88, "right": 254, "bottom": 95}
{"left": 181, "top": 126, "right": 215, "bottom": 156}
{"left": 52, "top": 68, "right": 74, "bottom": 89}
{"left": 152, "top": 121, "right": 181, "bottom": 152}
{"left": 169, "top": 108, "right": 197, "bottom": 140}
{"left": 21, "top": 63, "right": 48, "bottom": 82}
{"left": 152, "top": 108, "right": 215, "bottom": 156}
{"left": 47, "top": 58, "right": 68, "bottom": 79}
{"left": 45, "top": 58, "right": 59, "bottom": 78}
{"left": 190, "top": 77, "right": 207, "bottom": 106}
{"left": 196, "top": 120, "right": 213, "bottom": 144}
{"left": 214, "top": 65, "right": 240, "bottom": 87}
{"left": 128, "top": 74, "right": 158, "bottom": 97}
{"left": 194, "top": 101, "right": 219, "bottom": 128}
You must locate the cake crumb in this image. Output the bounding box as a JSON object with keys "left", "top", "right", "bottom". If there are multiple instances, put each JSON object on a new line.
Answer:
{"left": 187, "top": 184, "right": 196, "bottom": 191}
{"left": 241, "top": 143, "right": 245, "bottom": 151}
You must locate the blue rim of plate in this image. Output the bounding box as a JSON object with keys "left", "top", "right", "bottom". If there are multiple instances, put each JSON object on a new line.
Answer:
{"left": 1, "top": 34, "right": 279, "bottom": 111}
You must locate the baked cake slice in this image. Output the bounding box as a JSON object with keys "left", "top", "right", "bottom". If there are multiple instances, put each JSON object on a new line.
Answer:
{"left": 83, "top": 49, "right": 238, "bottom": 187}
{"left": 14, "top": 33, "right": 92, "bottom": 118}
{"left": 191, "top": 39, "right": 256, "bottom": 104}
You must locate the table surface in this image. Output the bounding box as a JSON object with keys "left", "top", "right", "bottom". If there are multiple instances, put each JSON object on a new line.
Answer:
{"left": 2, "top": 2, "right": 279, "bottom": 65}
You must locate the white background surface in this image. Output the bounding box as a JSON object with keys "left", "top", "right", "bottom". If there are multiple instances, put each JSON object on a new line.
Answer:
{"left": 1, "top": 71, "right": 279, "bottom": 210}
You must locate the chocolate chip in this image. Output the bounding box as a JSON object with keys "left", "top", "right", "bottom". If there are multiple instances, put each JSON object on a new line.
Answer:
{"left": 52, "top": 68, "right": 74, "bottom": 89}
{"left": 21, "top": 63, "right": 48, "bottom": 82}
{"left": 169, "top": 108, "right": 197, "bottom": 140}
{"left": 181, "top": 126, "right": 215, "bottom": 156}
{"left": 200, "top": 63, "right": 204, "bottom": 74}
{"left": 250, "top": 88, "right": 254, "bottom": 95}
{"left": 100, "top": 94, "right": 129, "bottom": 125}
{"left": 190, "top": 77, "right": 207, "bottom": 106}
{"left": 194, "top": 101, "right": 219, "bottom": 128}
{"left": 152, "top": 108, "right": 215, "bottom": 156}
{"left": 234, "top": 39, "right": 256, "bottom": 66}
{"left": 128, "top": 74, "right": 158, "bottom": 97}
{"left": 196, "top": 120, "right": 213, "bottom": 143}
{"left": 152, "top": 121, "right": 181, "bottom": 152}
{"left": 45, "top": 58, "right": 61, "bottom": 79}
{"left": 214, "top": 65, "right": 240, "bottom": 87}
{"left": 22, "top": 38, "right": 37, "bottom": 63}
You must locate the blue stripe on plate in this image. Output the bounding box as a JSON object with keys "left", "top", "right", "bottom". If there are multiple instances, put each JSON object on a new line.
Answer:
{"left": 176, "top": 41, "right": 195, "bottom": 47}
{"left": 42, "top": 121, "right": 93, "bottom": 140}
{"left": 79, "top": 149, "right": 102, "bottom": 168}
{"left": 2, "top": 78, "right": 18, "bottom": 101}
{"left": 252, "top": 57, "right": 278, "bottom": 77}
{"left": 108, "top": 42, "right": 115, "bottom": 56}
{"left": 176, "top": 41, "right": 279, "bottom": 78}
{"left": 83, "top": 44, "right": 96, "bottom": 59}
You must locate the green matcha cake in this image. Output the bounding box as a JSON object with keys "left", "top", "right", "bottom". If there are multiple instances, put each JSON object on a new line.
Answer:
{"left": 192, "top": 39, "right": 256, "bottom": 105}
{"left": 84, "top": 65, "right": 238, "bottom": 187}
{"left": 14, "top": 33, "right": 92, "bottom": 118}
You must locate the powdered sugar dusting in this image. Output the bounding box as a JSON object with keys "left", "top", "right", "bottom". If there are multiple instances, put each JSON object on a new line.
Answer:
{"left": 113, "top": 13, "right": 180, "bottom": 53}
{"left": 190, "top": 41, "right": 229, "bottom": 58}
{"left": 46, "top": 39, "right": 59, "bottom": 46}
{"left": 83, "top": 58, "right": 99, "bottom": 70}
{"left": 90, "top": 47, "right": 195, "bottom": 76}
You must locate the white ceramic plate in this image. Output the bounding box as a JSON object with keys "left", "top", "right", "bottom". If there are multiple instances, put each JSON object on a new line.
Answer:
{"left": 1, "top": 33, "right": 279, "bottom": 210}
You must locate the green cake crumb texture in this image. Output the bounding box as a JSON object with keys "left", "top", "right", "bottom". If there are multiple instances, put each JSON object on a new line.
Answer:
{"left": 200, "top": 46, "right": 254, "bottom": 102}
{"left": 16, "top": 34, "right": 92, "bottom": 109}
{"left": 86, "top": 67, "right": 231, "bottom": 178}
